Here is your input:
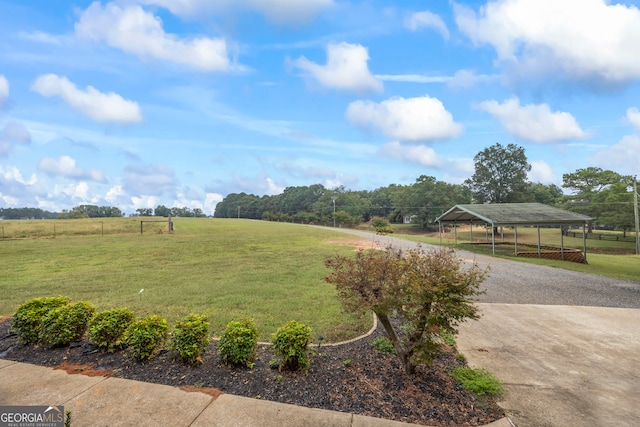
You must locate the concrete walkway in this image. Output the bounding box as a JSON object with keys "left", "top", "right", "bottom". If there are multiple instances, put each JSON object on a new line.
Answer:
{"left": 457, "top": 304, "right": 640, "bottom": 427}
{"left": 0, "top": 358, "right": 510, "bottom": 427}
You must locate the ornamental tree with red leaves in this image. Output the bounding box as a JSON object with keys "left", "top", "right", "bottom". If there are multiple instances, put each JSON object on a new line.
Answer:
{"left": 325, "top": 246, "right": 488, "bottom": 375}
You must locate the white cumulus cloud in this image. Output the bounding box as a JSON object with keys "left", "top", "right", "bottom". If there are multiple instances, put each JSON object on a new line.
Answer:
{"left": 204, "top": 193, "right": 224, "bottom": 215}
{"left": 627, "top": 107, "right": 640, "bottom": 131}
{"left": 0, "top": 75, "right": 8, "bottom": 107}
{"left": 51, "top": 182, "right": 93, "bottom": 202}
{"left": 592, "top": 134, "right": 640, "bottom": 176}
{"left": 75, "top": 2, "right": 231, "bottom": 72}
{"left": 0, "top": 122, "right": 31, "bottom": 156}
{"left": 31, "top": 74, "right": 142, "bottom": 124}
{"left": 123, "top": 164, "right": 177, "bottom": 196}
{"left": 381, "top": 141, "right": 444, "bottom": 167}
{"left": 138, "top": 0, "right": 334, "bottom": 25}
{"left": 528, "top": 160, "right": 557, "bottom": 184}
{"left": 0, "top": 165, "right": 40, "bottom": 206}
{"left": 454, "top": 0, "right": 640, "bottom": 85}
{"left": 38, "top": 155, "right": 106, "bottom": 182}
{"left": 131, "top": 195, "right": 160, "bottom": 210}
{"left": 291, "top": 42, "right": 383, "bottom": 93}
{"left": 406, "top": 11, "right": 450, "bottom": 40}
{"left": 477, "top": 97, "right": 588, "bottom": 143}
{"left": 346, "top": 95, "right": 463, "bottom": 142}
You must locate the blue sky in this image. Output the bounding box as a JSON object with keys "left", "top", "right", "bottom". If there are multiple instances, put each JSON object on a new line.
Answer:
{"left": 1, "top": 0, "right": 640, "bottom": 215}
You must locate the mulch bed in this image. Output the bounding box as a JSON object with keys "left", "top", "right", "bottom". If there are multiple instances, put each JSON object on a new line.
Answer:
{"left": 0, "top": 318, "right": 503, "bottom": 426}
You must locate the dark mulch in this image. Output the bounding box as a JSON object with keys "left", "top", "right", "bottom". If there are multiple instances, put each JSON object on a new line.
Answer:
{"left": 0, "top": 318, "right": 503, "bottom": 426}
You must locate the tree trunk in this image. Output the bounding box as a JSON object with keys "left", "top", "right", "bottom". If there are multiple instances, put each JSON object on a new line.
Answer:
{"left": 375, "top": 311, "right": 416, "bottom": 375}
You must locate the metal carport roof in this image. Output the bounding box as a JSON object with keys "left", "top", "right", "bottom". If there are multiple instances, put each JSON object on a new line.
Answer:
{"left": 436, "top": 203, "right": 592, "bottom": 226}
{"left": 435, "top": 203, "right": 593, "bottom": 262}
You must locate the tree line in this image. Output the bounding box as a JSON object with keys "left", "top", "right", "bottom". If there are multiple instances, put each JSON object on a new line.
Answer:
{"left": 134, "top": 206, "right": 206, "bottom": 218}
{"left": 0, "top": 205, "right": 205, "bottom": 220}
{"left": 215, "top": 143, "right": 638, "bottom": 232}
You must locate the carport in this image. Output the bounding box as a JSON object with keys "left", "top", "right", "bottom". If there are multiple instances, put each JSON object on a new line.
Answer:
{"left": 435, "top": 203, "right": 593, "bottom": 262}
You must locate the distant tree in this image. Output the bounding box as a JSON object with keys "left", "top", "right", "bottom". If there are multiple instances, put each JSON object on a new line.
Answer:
{"left": 154, "top": 205, "right": 171, "bottom": 217}
{"left": 214, "top": 193, "right": 265, "bottom": 219}
{"left": 561, "top": 167, "right": 633, "bottom": 232}
{"left": 524, "top": 183, "right": 564, "bottom": 205}
{"left": 0, "top": 208, "right": 57, "bottom": 219}
{"left": 368, "top": 187, "right": 394, "bottom": 220}
{"left": 334, "top": 210, "right": 353, "bottom": 227}
{"left": 61, "top": 205, "right": 123, "bottom": 218}
{"left": 595, "top": 182, "right": 635, "bottom": 234}
{"left": 465, "top": 143, "right": 531, "bottom": 204}
{"left": 409, "top": 176, "right": 472, "bottom": 229}
{"left": 562, "top": 167, "right": 625, "bottom": 194}
{"left": 170, "top": 207, "right": 193, "bottom": 217}
{"left": 136, "top": 208, "right": 153, "bottom": 216}
{"left": 325, "top": 247, "right": 487, "bottom": 374}
{"left": 371, "top": 216, "right": 393, "bottom": 234}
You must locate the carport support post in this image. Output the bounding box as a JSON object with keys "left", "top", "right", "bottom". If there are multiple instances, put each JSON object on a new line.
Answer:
{"left": 560, "top": 227, "right": 565, "bottom": 261}
{"left": 583, "top": 223, "right": 588, "bottom": 263}
{"left": 537, "top": 226, "right": 541, "bottom": 258}
{"left": 514, "top": 226, "right": 518, "bottom": 256}
{"left": 491, "top": 223, "right": 495, "bottom": 255}
{"left": 469, "top": 222, "right": 473, "bottom": 243}
{"left": 454, "top": 224, "right": 457, "bottom": 244}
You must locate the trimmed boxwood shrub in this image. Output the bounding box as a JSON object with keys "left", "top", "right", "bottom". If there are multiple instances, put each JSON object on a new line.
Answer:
{"left": 39, "top": 301, "right": 96, "bottom": 348}
{"left": 218, "top": 319, "right": 258, "bottom": 368}
{"left": 125, "top": 315, "right": 168, "bottom": 361}
{"left": 271, "top": 320, "right": 312, "bottom": 371}
{"left": 169, "top": 314, "right": 210, "bottom": 364}
{"left": 88, "top": 308, "right": 136, "bottom": 352}
{"left": 11, "top": 296, "right": 71, "bottom": 344}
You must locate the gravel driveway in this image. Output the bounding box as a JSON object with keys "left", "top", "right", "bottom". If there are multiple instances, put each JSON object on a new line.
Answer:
{"left": 323, "top": 228, "right": 640, "bottom": 308}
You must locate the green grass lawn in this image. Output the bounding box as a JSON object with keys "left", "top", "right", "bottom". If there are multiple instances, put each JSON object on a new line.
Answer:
{"left": 0, "top": 218, "right": 371, "bottom": 342}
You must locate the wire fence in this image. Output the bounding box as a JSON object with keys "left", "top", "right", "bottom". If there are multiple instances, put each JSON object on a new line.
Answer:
{"left": 0, "top": 218, "right": 173, "bottom": 240}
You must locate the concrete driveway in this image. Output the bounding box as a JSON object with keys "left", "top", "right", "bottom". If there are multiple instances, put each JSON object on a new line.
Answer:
{"left": 457, "top": 304, "right": 640, "bottom": 427}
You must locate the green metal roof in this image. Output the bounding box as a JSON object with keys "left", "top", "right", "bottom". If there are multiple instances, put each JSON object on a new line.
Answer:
{"left": 436, "top": 203, "right": 592, "bottom": 226}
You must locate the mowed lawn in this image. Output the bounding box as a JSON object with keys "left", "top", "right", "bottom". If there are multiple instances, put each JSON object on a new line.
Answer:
{"left": 0, "top": 219, "right": 373, "bottom": 342}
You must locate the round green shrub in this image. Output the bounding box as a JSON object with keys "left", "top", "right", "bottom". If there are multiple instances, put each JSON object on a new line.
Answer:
{"left": 271, "top": 320, "right": 312, "bottom": 371}
{"left": 125, "top": 315, "right": 168, "bottom": 361}
{"left": 39, "top": 301, "right": 96, "bottom": 348}
{"left": 11, "top": 296, "right": 71, "bottom": 344}
{"left": 169, "top": 314, "right": 210, "bottom": 365}
{"left": 88, "top": 308, "right": 136, "bottom": 352}
{"left": 218, "top": 319, "right": 258, "bottom": 368}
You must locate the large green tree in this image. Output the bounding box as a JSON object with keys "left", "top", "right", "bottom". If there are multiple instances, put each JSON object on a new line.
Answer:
{"left": 524, "top": 183, "right": 564, "bottom": 205}
{"left": 561, "top": 167, "right": 634, "bottom": 232}
{"left": 402, "top": 176, "right": 472, "bottom": 229}
{"left": 465, "top": 143, "right": 531, "bottom": 204}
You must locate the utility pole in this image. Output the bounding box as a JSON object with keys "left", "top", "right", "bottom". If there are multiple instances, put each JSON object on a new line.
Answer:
{"left": 634, "top": 176, "right": 639, "bottom": 255}
{"left": 237, "top": 206, "right": 240, "bottom": 219}
{"left": 331, "top": 197, "right": 336, "bottom": 227}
